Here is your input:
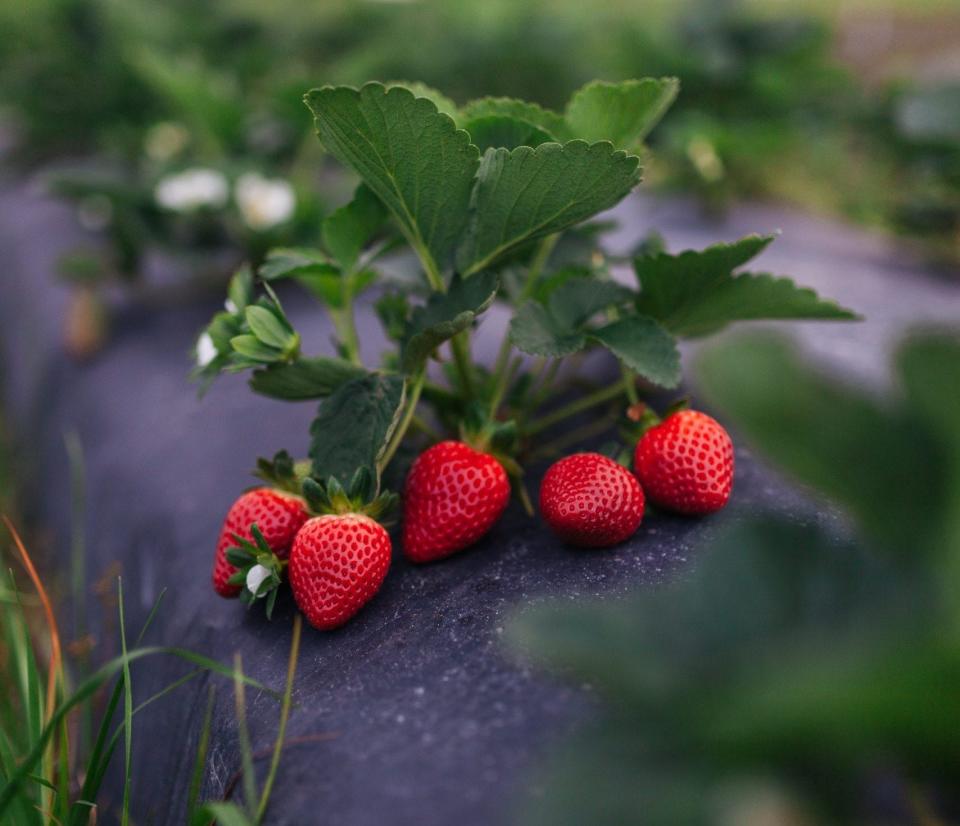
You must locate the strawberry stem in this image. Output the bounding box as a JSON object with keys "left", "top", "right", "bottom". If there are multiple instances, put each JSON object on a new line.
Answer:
{"left": 525, "top": 381, "right": 627, "bottom": 436}
{"left": 379, "top": 369, "right": 426, "bottom": 472}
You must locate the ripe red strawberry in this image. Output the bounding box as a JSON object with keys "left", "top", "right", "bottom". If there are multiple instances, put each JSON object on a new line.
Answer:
{"left": 633, "top": 409, "right": 734, "bottom": 515}
{"left": 288, "top": 513, "right": 392, "bottom": 630}
{"left": 212, "top": 488, "right": 308, "bottom": 598}
{"left": 402, "top": 440, "right": 510, "bottom": 563}
{"left": 539, "top": 452, "right": 645, "bottom": 547}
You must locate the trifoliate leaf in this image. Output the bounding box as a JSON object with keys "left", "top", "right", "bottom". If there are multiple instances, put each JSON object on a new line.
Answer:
{"left": 590, "top": 316, "right": 681, "bottom": 388}
{"left": 461, "top": 115, "right": 555, "bottom": 151}
{"left": 401, "top": 272, "right": 499, "bottom": 373}
{"left": 249, "top": 356, "right": 368, "bottom": 400}
{"left": 565, "top": 78, "right": 679, "bottom": 147}
{"left": 458, "top": 142, "right": 641, "bottom": 275}
{"left": 309, "top": 373, "right": 406, "bottom": 485}
{"left": 321, "top": 184, "right": 387, "bottom": 271}
{"left": 633, "top": 235, "right": 857, "bottom": 337}
{"left": 547, "top": 279, "right": 635, "bottom": 329}
{"left": 305, "top": 83, "right": 479, "bottom": 274}
{"left": 459, "top": 97, "right": 571, "bottom": 141}
{"left": 508, "top": 303, "right": 587, "bottom": 358}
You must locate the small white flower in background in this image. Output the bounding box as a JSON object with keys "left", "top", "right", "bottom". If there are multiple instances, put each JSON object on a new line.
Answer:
{"left": 224, "top": 298, "right": 238, "bottom": 314}
{"left": 155, "top": 168, "right": 229, "bottom": 212}
{"left": 246, "top": 564, "right": 271, "bottom": 597}
{"left": 195, "top": 332, "right": 217, "bottom": 368}
{"left": 235, "top": 172, "right": 296, "bottom": 231}
{"left": 144, "top": 121, "right": 190, "bottom": 162}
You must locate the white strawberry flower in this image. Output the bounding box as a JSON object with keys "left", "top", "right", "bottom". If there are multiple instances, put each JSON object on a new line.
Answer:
{"left": 235, "top": 172, "right": 296, "bottom": 231}
{"left": 224, "top": 298, "right": 238, "bottom": 314}
{"left": 246, "top": 564, "right": 271, "bottom": 597}
{"left": 154, "top": 168, "right": 229, "bottom": 212}
{"left": 195, "top": 332, "right": 217, "bottom": 368}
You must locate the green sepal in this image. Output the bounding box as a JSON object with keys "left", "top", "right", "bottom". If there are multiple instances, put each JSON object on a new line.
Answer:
{"left": 254, "top": 450, "right": 306, "bottom": 494}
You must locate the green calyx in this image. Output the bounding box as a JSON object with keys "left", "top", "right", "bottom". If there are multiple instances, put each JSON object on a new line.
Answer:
{"left": 301, "top": 468, "right": 397, "bottom": 524}
{"left": 254, "top": 449, "right": 312, "bottom": 495}
{"left": 225, "top": 523, "right": 287, "bottom": 620}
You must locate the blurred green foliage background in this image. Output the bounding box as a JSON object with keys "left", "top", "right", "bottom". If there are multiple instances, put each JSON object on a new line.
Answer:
{"left": 0, "top": 0, "right": 958, "bottom": 272}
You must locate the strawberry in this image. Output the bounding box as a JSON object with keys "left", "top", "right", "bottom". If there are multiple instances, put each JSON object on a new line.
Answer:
{"left": 288, "top": 513, "right": 392, "bottom": 630}
{"left": 539, "top": 452, "right": 645, "bottom": 548}
{"left": 633, "top": 409, "right": 734, "bottom": 515}
{"left": 402, "top": 440, "right": 510, "bottom": 563}
{"left": 212, "top": 487, "right": 308, "bottom": 598}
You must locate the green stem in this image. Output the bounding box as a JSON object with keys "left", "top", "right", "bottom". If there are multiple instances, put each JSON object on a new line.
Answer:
{"left": 331, "top": 306, "right": 362, "bottom": 366}
{"left": 621, "top": 363, "right": 639, "bottom": 405}
{"left": 488, "top": 356, "right": 521, "bottom": 419}
{"left": 525, "top": 358, "right": 561, "bottom": 416}
{"left": 256, "top": 615, "right": 301, "bottom": 824}
{"left": 380, "top": 370, "right": 426, "bottom": 471}
{"left": 450, "top": 333, "right": 476, "bottom": 399}
{"left": 411, "top": 414, "right": 444, "bottom": 442}
{"left": 529, "top": 411, "right": 620, "bottom": 461}
{"left": 486, "top": 234, "right": 560, "bottom": 419}
{"left": 525, "top": 381, "right": 627, "bottom": 436}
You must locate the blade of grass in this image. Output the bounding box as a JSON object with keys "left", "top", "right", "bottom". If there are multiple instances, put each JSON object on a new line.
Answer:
{"left": 117, "top": 578, "right": 133, "bottom": 826}
{"left": 3, "top": 517, "right": 64, "bottom": 820}
{"left": 202, "top": 800, "right": 253, "bottom": 826}
{"left": 233, "top": 654, "right": 258, "bottom": 817}
{"left": 64, "top": 431, "right": 91, "bottom": 760}
{"left": 1, "top": 646, "right": 276, "bottom": 817}
{"left": 187, "top": 685, "right": 217, "bottom": 825}
{"left": 255, "top": 614, "right": 301, "bottom": 823}
{"left": 70, "top": 589, "right": 168, "bottom": 826}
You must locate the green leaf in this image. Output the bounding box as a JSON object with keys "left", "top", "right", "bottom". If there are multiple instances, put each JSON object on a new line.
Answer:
{"left": 226, "top": 265, "right": 255, "bottom": 313}
{"left": 244, "top": 306, "right": 294, "bottom": 350}
{"left": 508, "top": 302, "right": 587, "bottom": 358}
{"left": 508, "top": 278, "right": 633, "bottom": 359}
{"left": 590, "top": 316, "right": 681, "bottom": 388}
{"left": 458, "top": 142, "right": 641, "bottom": 275}
{"left": 387, "top": 81, "right": 458, "bottom": 118}
{"left": 249, "top": 356, "right": 367, "bottom": 400}
{"left": 230, "top": 335, "right": 283, "bottom": 363}
{"left": 459, "top": 97, "right": 570, "bottom": 140}
{"left": 662, "top": 272, "right": 858, "bottom": 337}
{"left": 633, "top": 234, "right": 856, "bottom": 336}
{"left": 309, "top": 374, "right": 406, "bottom": 484}
{"left": 401, "top": 272, "right": 499, "bottom": 373}
{"left": 258, "top": 248, "right": 344, "bottom": 308}
{"left": 565, "top": 78, "right": 679, "bottom": 147}
{"left": 258, "top": 247, "right": 332, "bottom": 281}
{"left": 696, "top": 333, "right": 946, "bottom": 558}
{"left": 321, "top": 184, "right": 387, "bottom": 271}
{"left": 547, "top": 279, "right": 634, "bottom": 329}
{"left": 461, "top": 115, "right": 555, "bottom": 151}
{"left": 305, "top": 83, "right": 479, "bottom": 274}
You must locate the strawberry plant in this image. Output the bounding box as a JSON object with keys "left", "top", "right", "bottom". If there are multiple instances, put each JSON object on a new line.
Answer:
{"left": 194, "top": 79, "right": 857, "bottom": 627}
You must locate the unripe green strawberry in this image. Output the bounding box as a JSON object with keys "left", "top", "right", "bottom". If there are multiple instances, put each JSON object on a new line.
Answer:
{"left": 539, "top": 452, "right": 645, "bottom": 547}
{"left": 212, "top": 488, "right": 308, "bottom": 598}
{"left": 402, "top": 440, "right": 510, "bottom": 563}
{"left": 288, "top": 513, "right": 392, "bottom": 630}
{"left": 634, "top": 410, "right": 734, "bottom": 515}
